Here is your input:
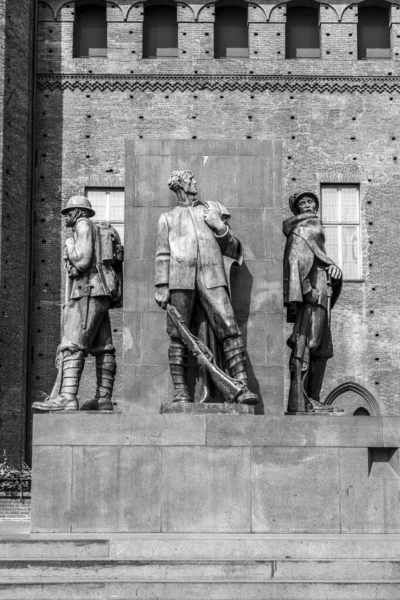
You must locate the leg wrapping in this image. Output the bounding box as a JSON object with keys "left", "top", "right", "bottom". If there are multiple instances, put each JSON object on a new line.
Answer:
{"left": 95, "top": 353, "right": 116, "bottom": 399}
{"left": 223, "top": 337, "right": 247, "bottom": 381}
{"left": 60, "top": 351, "right": 85, "bottom": 398}
{"left": 168, "top": 340, "right": 191, "bottom": 398}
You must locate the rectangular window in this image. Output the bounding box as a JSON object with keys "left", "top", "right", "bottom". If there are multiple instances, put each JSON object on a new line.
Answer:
{"left": 321, "top": 184, "right": 361, "bottom": 280}
{"left": 86, "top": 188, "right": 125, "bottom": 244}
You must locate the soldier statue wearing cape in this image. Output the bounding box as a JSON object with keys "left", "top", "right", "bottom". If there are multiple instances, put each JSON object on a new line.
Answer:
{"left": 283, "top": 191, "right": 342, "bottom": 413}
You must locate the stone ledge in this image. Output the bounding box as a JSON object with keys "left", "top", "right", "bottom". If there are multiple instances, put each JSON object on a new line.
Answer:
{"left": 32, "top": 414, "right": 398, "bottom": 448}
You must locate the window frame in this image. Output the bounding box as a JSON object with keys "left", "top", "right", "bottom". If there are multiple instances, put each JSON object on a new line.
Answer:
{"left": 320, "top": 183, "right": 362, "bottom": 282}
{"left": 85, "top": 187, "right": 125, "bottom": 244}
{"left": 285, "top": 3, "right": 321, "bottom": 60}
{"left": 142, "top": 1, "right": 178, "bottom": 59}
{"left": 73, "top": 2, "right": 108, "bottom": 59}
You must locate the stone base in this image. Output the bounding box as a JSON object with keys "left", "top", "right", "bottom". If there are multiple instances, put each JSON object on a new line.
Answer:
{"left": 31, "top": 413, "right": 400, "bottom": 534}
{"left": 161, "top": 402, "right": 255, "bottom": 415}
{"left": 2, "top": 534, "right": 400, "bottom": 599}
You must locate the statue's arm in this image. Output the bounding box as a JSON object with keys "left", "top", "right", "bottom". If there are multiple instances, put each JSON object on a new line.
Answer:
{"left": 155, "top": 214, "right": 170, "bottom": 287}
{"left": 214, "top": 226, "right": 242, "bottom": 261}
{"left": 204, "top": 202, "right": 242, "bottom": 261}
{"left": 65, "top": 219, "right": 94, "bottom": 272}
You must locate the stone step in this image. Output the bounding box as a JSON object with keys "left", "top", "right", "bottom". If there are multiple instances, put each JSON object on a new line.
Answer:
{"left": 1, "top": 558, "right": 400, "bottom": 581}
{"left": 108, "top": 534, "right": 400, "bottom": 561}
{"left": 1, "top": 580, "right": 400, "bottom": 600}
{"left": 2, "top": 534, "right": 400, "bottom": 560}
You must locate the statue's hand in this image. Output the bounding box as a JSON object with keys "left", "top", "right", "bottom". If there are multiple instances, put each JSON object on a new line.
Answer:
{"left": 65, "top": 237, "right": 74, "bottom": 255}
{"left": 154, "top": 285, "right": 170, "bottom": 310}
{"left": 203, "top": 203, "right": 227, "bottom": 235}
{"left": 304, "top": 288, "right": 319, "bottom": 305}
{"left": 327, "top": 264, "right": 342, "bottom": 280}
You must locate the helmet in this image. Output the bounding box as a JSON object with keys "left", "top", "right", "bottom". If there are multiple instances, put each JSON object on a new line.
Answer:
{"left": 289, "top": 191, "right": 319, "bottom": 215}
{"left": 60, "top": 195, "right": 95, "bottom": 217}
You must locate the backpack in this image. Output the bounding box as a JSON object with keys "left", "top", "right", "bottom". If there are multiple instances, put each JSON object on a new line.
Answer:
{"left": 94, "top": 221, "right": 124, "bottom": 308}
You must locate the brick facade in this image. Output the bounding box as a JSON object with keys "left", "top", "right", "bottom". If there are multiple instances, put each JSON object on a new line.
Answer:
{"left": 0, "top": 494, "right": 31, "bottom": 521}
{"left": 2, "top": 0, "right": 400, "bottom": 463}
{"left": 0, "top": 0, "right": 35, "bottom": 467}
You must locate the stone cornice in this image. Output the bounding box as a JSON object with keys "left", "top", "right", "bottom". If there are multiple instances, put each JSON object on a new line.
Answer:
{"left": 37, "top": 73, "right": 400, "bottom": 93}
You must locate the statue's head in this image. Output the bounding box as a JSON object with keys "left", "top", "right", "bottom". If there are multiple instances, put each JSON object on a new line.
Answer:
{"left": 289, "top": 191, "right": 319, "bottom": 215}
{"left": 168, "top": 170, "right": 197, "bottom": 198}
{"left": 61, "top": 195, "right": 95, "bottom": 227}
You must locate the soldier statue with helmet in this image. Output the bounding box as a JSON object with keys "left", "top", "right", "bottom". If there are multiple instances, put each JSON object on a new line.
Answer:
{"left": 32, "top": 195, "right": 123, "bottom": 412}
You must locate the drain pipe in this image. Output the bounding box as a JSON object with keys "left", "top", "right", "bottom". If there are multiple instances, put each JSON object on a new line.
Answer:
{"left": 24, "top": 0, "right": 39, "bottom": 466}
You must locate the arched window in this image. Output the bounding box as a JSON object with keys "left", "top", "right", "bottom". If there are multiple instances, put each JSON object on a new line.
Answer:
{"left": 143, "top": 1, "right": 178, "bottom": 58}
{"left": 73, "top": 1, "right": 107, "bottom": 58}
{"left": 358, "top": 3, "right": 390, "bottom": 59}
{"left": 214, "top": 1, "right": 248, "bottom": 59}
{"left": 286, "top": 3, "right": 320, "bottom": 59}
{"left": 325, "top": 382, "right": 381, "bottom": 416}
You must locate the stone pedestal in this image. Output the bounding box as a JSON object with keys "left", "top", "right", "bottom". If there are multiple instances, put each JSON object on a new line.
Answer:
{"left": 31, "top": 414, "right": 400, "bottom": 534}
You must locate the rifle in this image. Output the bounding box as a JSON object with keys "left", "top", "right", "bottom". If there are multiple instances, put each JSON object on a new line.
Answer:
{"left": 288, "top": 304, "right": 312, "bottom": 412}
{"left": 46, "top": 261, "right": 73, "bottom": 400}
{"left": 166, "top": 304, "right": 245, "bottom": 403}
{"left": 326, "top": 271, "right": 333, "bottom": 329}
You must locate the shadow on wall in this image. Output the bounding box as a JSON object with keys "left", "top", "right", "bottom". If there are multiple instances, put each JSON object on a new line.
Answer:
{"left": 231, "top": 261, "right": 264, "bottom": 415}
{"left": 29, "top": 1, "right": 64, "bottom": 461}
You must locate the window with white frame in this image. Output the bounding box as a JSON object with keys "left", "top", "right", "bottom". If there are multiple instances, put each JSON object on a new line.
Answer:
{"left": 86, "top": 188, "right": 124, "bottom": 244}
{"left": 321, "top": 184, "right": 361, "bottom": 280}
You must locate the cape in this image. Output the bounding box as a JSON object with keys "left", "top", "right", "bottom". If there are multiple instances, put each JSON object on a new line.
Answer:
{"left": 283, "top": 213, "right": 342, "bottom": 320}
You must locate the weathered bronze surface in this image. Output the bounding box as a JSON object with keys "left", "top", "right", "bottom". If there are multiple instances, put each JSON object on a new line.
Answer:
{"left": 283, "top": 192, "right": 342, "bottom": 414}
{"left": 154, "top": 170, "right": 258, "bottom": 406}
{"left": 32, "top": 195, "right": 123, "bottom": 413}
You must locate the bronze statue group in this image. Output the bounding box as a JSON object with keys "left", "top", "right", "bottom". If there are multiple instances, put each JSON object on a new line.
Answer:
{"left": 33, "top": 172, "right": 342, "bottom": 414}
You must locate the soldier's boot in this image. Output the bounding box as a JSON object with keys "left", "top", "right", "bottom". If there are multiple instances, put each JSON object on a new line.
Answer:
{"left": 306, "top": 358, "right": 333, "bottom": 412}
{"left": 223, "top": 337, "right": 259, "bottom": 406}
{"left": 80, "top": 353, "right": 116, "bottom": 411}
{"left": 32, "top": 351, "right": 84, "bottom": 412}
{"left": 169, "top": 339, "right": 193, "bottom": 402}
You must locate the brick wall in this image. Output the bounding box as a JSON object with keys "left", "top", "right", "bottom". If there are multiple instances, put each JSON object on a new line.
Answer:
{"left": 0, "top": 0, "right": 35, "bottom": 466}
{"left": 0, "top": 494, "right": 31, "bottom": 521}
{"left": 4, "top": 0, "right": 400, "bottom": 462}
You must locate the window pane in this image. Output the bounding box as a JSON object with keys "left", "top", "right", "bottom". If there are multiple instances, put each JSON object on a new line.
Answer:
{"left": 342, "top": 226, "right": 359, "bottom": 279}
{"left": 321, "top": 186, "right": 339, "bottom": 222}
{"left": 87, "top": 189, "right": 107, "bottom": 221}
{"left": 109, "top": 190, "right": 124, "bottom": 221}
{"left": 340, "top": 186, "right": 359, "bottom": 222}
{"left": 324, "top": 225, "right": 339, "bottom": 265}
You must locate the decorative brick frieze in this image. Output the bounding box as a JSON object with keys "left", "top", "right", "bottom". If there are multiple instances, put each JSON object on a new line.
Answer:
{"left": 37, "top": 72, "right": 400, "bottom": 94}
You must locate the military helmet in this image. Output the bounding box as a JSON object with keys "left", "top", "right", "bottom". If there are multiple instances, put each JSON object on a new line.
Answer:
{"left": 289, "top": 191, "right": 319, "bottom": 215}
{"left": 60, "top": 195, "right": 95, "bottom": 217}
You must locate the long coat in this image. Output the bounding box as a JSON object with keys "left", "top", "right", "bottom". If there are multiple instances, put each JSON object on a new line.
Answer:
{"left": 155, "top": 200, "right": 242, "bottom": 291}
{"left": 283, "top": 213, "right": 342, "bottom": 322}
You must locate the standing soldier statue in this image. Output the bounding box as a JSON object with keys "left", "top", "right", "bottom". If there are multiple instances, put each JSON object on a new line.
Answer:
{"left": 283, "top": 191, "right": 342, "bottom": 413}
{"left": 32, "top": 196, "right": 123, "bottom": 412}
{"left": 154, "top": 170, "right": 258, "bottom": 406}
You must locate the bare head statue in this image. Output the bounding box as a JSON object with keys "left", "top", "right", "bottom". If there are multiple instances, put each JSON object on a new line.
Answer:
{"left": 168, "top": 170, "right": 197, "bottom": 198}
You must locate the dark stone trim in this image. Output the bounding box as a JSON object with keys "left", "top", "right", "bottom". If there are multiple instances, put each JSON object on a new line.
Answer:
{"left": 37, "top": 73, "right": 400, "bottom": 94}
